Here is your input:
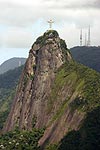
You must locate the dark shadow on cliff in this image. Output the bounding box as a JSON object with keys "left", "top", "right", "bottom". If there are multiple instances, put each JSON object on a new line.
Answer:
{"left": 58, "top": 106, "right": 100, "bottom": 150}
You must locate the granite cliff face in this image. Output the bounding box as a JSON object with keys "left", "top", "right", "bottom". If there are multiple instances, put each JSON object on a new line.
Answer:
{"left": 3, "top": 30, "right": 100, "bottom": 149}
{"left": 3, "top": 30, "right": 72, "bottom": 132}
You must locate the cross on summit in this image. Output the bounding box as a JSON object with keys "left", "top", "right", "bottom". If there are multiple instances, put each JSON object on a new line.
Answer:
{"left": 48, "top": 19, "right": 54, "bottom": 30}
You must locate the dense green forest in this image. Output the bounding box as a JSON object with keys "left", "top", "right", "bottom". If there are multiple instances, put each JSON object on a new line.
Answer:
{"left": 46, "top": 107, "right": 100, "bottom": 150}
{"left": 0, "top": 127, "right": 44, "bottom": 150}
{"left": 70, "top": 46, "right": 100, "bottom": 72}
{"left": 0, "top": 66, "right": 24, "bottom": 130}
{"left": 58, "top": 106, "right": 100, "bottom": 150}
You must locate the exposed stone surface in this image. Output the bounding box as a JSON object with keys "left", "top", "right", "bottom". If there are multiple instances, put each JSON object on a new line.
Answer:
{"left": 3, "top": 30, "right": 72, "bottom": 133}
{"left": 2, "top": 30, "right": 100, "bottom": 150}
{"left": 3, "top": 30, "right": 88, "bottom": 149}
{"left": 39, "top": 108, "right": 84, "bottom": 148}
{"left": 3, "top": 51, "right": 36, "bottom": 131}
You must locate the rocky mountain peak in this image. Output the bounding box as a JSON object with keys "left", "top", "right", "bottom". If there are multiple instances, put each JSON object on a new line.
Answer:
{"left": 3, "top": 30, "right": 72, "bottom": 133}
{"left": 2, "top": 30, "right": 100, "bottom": 150}
{"left": 31, "top": 30, "right": 71, "bottom": 63}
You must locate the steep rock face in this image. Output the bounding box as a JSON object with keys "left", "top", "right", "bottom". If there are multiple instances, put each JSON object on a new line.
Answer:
{"left": 3, "top": 30, "right": 100, "bottom": 149}
{"left": 3, "top": 52, "right": 35, "bottom": 131}
{"left": 38, "top": 61, "right": 100, "bottom": 148}
{"left": 2, "top": 28, "right": 100, "bottom": 150}
{"left": 3, "top": 30, "right": 72, "bottom": 132}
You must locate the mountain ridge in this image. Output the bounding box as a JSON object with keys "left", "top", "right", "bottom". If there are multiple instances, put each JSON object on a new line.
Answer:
{"left": 70, "top": 46, "right": 100, "bottom": 72}
{"left": 0, "top": 57, "right": 26, "bottom": 74}
{"left": 1, "top": 30, "right": 100, "bottom": 149}
{"left": 0, "top": 65, "right": 24, "bottom": 130}
{"left": 3, "top": 30, "right": 72, "bottom": 133}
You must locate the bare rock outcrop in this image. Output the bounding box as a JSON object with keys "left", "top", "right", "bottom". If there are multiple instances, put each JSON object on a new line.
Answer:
{"left": 3, "top": 30, "right": 72, "bottom": 133}
{"left": 3, "top": 30, "right": 87, "bottom": 149}
{"left": 3, "top": 30, "right": 100, "bottom": 150}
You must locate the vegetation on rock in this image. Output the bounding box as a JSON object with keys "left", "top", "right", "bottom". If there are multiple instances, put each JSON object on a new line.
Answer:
{"left": 34, "top": 30, "right": 59, "bottom": 47}
{"left": 0, "top": 128, "right": 44, "bottom": 150}
{"left": 0, "top": 66, "right": 23, "bottom": 130}
{"left": 58, "top": 106, "right": 100, "bottom": 150}
{"left": 0, "top": 31, "right": 100, "bottom": 149}
{"left": 45, "top": 60, "right": 100, "bottom": 150}
{"left": 48, "top": 61, "right": 100, "bottom": 117}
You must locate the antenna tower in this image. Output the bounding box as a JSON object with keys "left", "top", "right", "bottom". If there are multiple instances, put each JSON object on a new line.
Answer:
{"left": 88, "top": 25, "right": 91, "bottom": 46}
{"left": 85, "top": 33, "right": 87, "bottom": 46}
{"left": 80, "top": 29, "right": 82, "bottom": 46}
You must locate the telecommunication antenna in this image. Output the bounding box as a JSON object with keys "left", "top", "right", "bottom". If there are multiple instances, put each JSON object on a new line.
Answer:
{"left": 85, "top": 33, "right": 87, "bottom": 46}
{"left": 80, "top": 29, "right": 82, "bottom": 46}
{"left": 87, "top": 25, "right": 91, "bottom": 46}
{"left": 18, "top": 61, "right": 21, "bottom": 67}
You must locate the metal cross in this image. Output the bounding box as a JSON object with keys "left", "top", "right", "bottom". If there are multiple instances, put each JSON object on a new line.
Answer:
{"left": 48, "top": 19, "right": 54, "bottom": 30}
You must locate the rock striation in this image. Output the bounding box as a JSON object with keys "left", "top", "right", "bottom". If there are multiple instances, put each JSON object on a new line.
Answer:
{"left": 2, "top": 30, "right": 100, "bottom": 149}
{"left": 3, "top": 30, "right": 72, "bottom": 133}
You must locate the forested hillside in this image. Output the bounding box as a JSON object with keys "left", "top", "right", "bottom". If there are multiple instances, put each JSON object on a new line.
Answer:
{"left": 0, "top": 66, "right": 24, "bottom": 130}
{"left": 70, "top": 46, "right": 100, "bottom": 72}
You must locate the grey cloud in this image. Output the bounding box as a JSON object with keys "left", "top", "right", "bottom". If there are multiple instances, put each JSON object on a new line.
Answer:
{"left": 0, "top": 0, "right": 100, "bottom": 48}
{"left": 94, "top": 0, "right": 100, "bottom": 8}
{"left": 3, "top": 28, "right": 34, "bottom": 48}
{"left": 44, "top": 0, "right": 100, "bottom": 9}
{"left": 0, "top": 1, "right": 23, "bottom": 8}
{"left": 0, "top": 0, "right": 100, "bottom": 28}
{"left": 0, "top": 8, "right": 41, "bottom": 27}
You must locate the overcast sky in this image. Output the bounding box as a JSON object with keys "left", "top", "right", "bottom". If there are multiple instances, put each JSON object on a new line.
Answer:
{"left": 0, "top": 0, "right": 100, "bottom": 64}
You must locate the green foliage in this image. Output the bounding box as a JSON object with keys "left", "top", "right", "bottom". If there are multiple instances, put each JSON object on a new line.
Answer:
{"left": 60, "top": 39, "right": 67, "bottom": 50}
{"left": 34, "top": 30, "right": 59, "bottom": 46}
{"left": 59, "top": 131, "right": 81, "bottom": 150}
{"left": 0, "top": 89, "right": 16, "bottom": 130}
{"left": 59, "top": 62, "right": 100, "bottom": 112}
{"left": 35, "top": 36, "right": 45, "bottom": 45}
{"left": 47, "top": 61, "right": 100, "bottom": 128}
{"left": 0, "top": 66, "right": 23, "bottom": 130}
{"left": 47, "top": 66, "right": 77, "bottom": 113}
{"left": 0, "top": 65, "right": 23, "bottom": 89}
{"left": 49, "top": 99, "right": 69, "bottom": 125}
{"left": 0, "top": 128, "right": 44, "bottom": 150}
{"left": 30, "top": 74, "right": 34, "bottom": 80}
{"left": 32, "top": 116, "right": 37, "bottom": 128}
{"left": 60, "top": 39, "right": 71, "bottom": 61}
{"left": 44, "top": 30, "right": 59, "bottom": 38}
{"left": 58, "top": 107, "right": 100, "bottom": 150}
{"left": 46, "top": 144, "right": 59, "bottom": 150}
{"left": 70, "top": 46, "right": 100, "bottom": 72}
{"left": 69, "top": 97, "right": 86, "bottom": 111}
{"left": 33, "top": 64, "right": 36, "bottom": 71}
{"left": 0, "top": 111, "right": 9, "bottom": 130}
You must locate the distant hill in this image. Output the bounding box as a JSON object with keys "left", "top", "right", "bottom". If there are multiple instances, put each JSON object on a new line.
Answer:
{"left": 0, "top": 57, "right": 26, "bottom": 74}
{"left": 0, "top": 65, "right": 24, "bottom": 129}
{"left": 70, "top": 46, "right": 100, "bottom": 72}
